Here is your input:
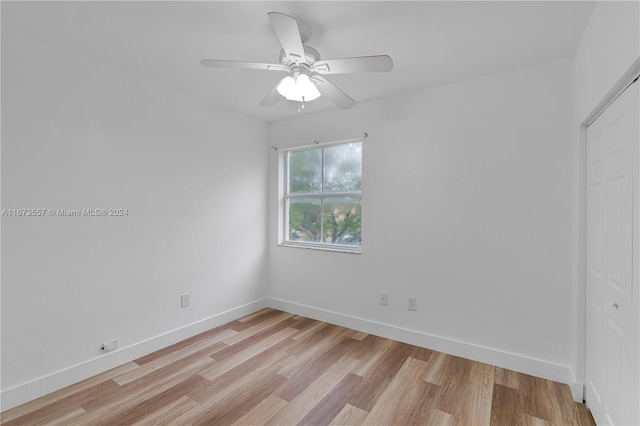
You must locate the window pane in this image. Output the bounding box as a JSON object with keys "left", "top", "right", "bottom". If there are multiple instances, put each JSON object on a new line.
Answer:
{"left": 323, "top": 196, "right": 361, "bottom": 245}
{"left": 324, "top": 142, "right": 362, "bottom": 193}
{"left": 289, "top": 148, "right": 322, "bottom": 194}
{"left": 288, "top": 198, "right": 322, "bottom": 243}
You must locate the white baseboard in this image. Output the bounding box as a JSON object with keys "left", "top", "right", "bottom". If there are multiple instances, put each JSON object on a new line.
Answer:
{"left": 569, "top": 368, "right": 586, "bottom": 403}
{"left": 2, "top": 296, "right": 585, "bottom": 411}
{"left": 266, "top": 297, "right": 585, "bottom": 403}
{"left": 0, "top": 298, "right": 269, "bottom": 411}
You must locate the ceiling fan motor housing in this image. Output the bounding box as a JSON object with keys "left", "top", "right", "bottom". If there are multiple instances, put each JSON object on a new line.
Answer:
{"left": 279, "top": 45, "right": 321, "bottom": 68}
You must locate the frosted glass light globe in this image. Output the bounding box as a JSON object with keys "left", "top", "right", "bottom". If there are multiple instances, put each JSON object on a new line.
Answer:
{"left": 277, "top": 74, "right": 321, "bottom": 102}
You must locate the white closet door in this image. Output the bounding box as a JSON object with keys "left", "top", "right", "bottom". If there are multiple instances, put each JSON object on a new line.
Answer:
{"left": 585, "top": 79, "right": 639, "bottom": 426}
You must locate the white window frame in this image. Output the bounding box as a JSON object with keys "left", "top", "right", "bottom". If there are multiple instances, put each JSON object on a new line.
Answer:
{"left": 280, "top": 137, "right": 363, "bottom": 254}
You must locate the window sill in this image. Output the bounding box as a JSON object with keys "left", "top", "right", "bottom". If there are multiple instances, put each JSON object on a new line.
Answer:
{"left": 278, "top": 242, "right": 362, "bottom": 254}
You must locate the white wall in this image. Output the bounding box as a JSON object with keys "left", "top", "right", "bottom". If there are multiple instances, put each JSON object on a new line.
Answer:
{"left": 268, "top": 59, "right": 575, "bottom": 386}
{"left": 1, "top": 29, "right": 269, "bottom": 407}
{"left": 570, "top": 0, "right": 640, "bottom": 394}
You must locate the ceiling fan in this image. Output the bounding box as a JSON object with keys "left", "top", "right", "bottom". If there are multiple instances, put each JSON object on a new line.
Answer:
{"left": 201, "top": 12, "right": 393, "bottom": 109}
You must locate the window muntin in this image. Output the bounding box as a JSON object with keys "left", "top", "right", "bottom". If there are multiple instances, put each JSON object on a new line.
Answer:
{"left": 284, "top": 140, "right": 362, "bottom": 251}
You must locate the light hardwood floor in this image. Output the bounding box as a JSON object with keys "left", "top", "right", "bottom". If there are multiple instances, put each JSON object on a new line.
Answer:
{"left": 1, "top": 308, "right": 595, "bottom": 425}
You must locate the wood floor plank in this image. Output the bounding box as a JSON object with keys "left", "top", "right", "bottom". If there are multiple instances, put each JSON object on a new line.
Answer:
{"left": 0, "top": 362, "right": 136, "bottom": 424}
{"left": 346, "top": 329, "right": 368, "bottom": 341}
{"left": 1, "top": 380, "right": 120, "bottom": 426}
{"left": 130, "top": 395, "right": 199, "bottom": 426}
{"left": 435, "top": 354, "right": 476, "bottom": 417}
{"left": 518, "top": 372, "right": 560, "bottom": 422}
{"left": 574, "top": 401, "right": 598, "bottom": 426}
{"left": 494, "top": 366, "right": 520, "bottom": 389}
{"left": 173, "top": 371, "right": 290, "bottom": 424}
{"left": 363, "top": 357, "right": 431, "bottom": 425}
{"left": 548, "top": 380, "right": 588, "bottom": 426}
{"left": 191, "top": 373, "right": 288, "bottom": 425}
{"left": 520, "top": 413, "right": 551, "bottom": 426}
{"left": 455, "top": 361, "right": 495, "bottom": 426}
{"left": 96, "top": 374, "right": 209, "bottom": 425}
{"left": 277, "top": 324, "right": 349, "bottom": 379}
{"left": 46, "top": 407, "right": 87, "bottom": 426}
{"left": 221, "top": 310, "right": 294, "bottom": 345}
{"left": 186, "top": 337, "right": 297, "bottom": 412}
{"left": 348, "top": 340, "right": 415, "bottom": 412}
{"left": 199, "top": 326, "right": 298, "bottom": 381}
{"left": 185, "top": 332, "right": 296, "bottom": 419}
{"left": 329, "top": 403, "right": 369, "bottom": 426}
{"left": 289, "top": 323, "right": 349, "bottom": 357}
{"left": 410, "top": 345, "right": 436, "bottom": 362}
{"left": 491, "top": 383, "right": 522, "bottom": 426}
{"left": 266, "top": 356, "right": 360, "bottom": 426}
{"left": 68, "top": 356, "right": 217, "bottom": 426}
{"left": 71, "top": 341, "right": 222, "bottom": 423}
{"left": 290, "top": 319, "right": 329, "bottom": 341}
{"left": 231, "top": 394, "right": 288, "bottom": 426}
{"left": 297, "top": 372, "right": 367, "bottom": 426}
{"left": 425, "top": 409, "right": 457, "bottom": 426}
{"left": 114, "top": 330, "right": 235, "bottom": 385}
{"left": 132, "top": 319, "right": 241, "bottom": 366}
{"left": 288, "top": 315, "right": 317, "bottom": 333}
{"left": 404, "top": 380, "right": 441, "bottom": 425}
{"left": 274, "top": 334, "right": 355, "bottom": 402}
{"left": 212, "top": 317, "right": 298, "bottom": 363}
{"left": 0, "top": 310, "right": 595, "bottom": 426}
{"left": 350, "top": 335, "right": 394, "bottom": 377}
{"left": 237, "top": 307, "right": 277, "bottom": 323}
{"left": 422, "top": 350, "right": 449, "bottom": 385}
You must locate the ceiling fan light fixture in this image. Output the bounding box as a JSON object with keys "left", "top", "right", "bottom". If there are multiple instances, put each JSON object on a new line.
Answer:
{"left": 201, "top": 12, "right": 392, "bottom": 109}
{"left": 277, "top": 73, "right": 321, "bottom": 102}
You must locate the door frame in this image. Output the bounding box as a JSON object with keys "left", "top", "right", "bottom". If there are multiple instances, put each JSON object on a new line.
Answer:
{"left": 577, "top": 57, "right": 640, "bottom": 405}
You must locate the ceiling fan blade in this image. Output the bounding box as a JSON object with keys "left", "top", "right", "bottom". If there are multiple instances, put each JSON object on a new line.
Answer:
{"left": 267, "top": 12, "right": 306, "bottom": 63}
{"left": 201, "top": 59, "right": 288, "bottom": 72}
{"left": 260, "top": 78, "right": 285, "bottom": 106}
{"left": 312, "top": 55, "right": 393, "bottom": 74}
{"left": 313, "top": 75, "right": 356, "bottom": 109}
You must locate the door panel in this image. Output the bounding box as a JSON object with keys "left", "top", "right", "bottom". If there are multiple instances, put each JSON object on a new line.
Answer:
{"left": 585, "top": 80, "right": 638, "bottom": 426}
{"left": 586, "top": 107, "right": 606, "bottom": 421}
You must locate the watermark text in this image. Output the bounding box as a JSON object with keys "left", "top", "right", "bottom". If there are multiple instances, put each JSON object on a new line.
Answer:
{"left": 1, "top": 208, "right": 129, "bottom": 217}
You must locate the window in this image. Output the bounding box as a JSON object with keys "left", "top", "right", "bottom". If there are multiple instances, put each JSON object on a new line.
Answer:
{"left": 283, "top": 139, "right": 362, "bottom": 252}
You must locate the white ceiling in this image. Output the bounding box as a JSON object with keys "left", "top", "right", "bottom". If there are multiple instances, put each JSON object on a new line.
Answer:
{"left": 2, "top": 1, "right": 596, "bottom": 122}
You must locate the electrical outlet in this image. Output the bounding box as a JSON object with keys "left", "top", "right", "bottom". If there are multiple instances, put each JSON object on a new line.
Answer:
{"left": 379, "top": 292, "right": 388, "bottom": 306}
{"left": 408, "top": 297, "right": 417, "bottom": 311}
{"left": 101, "top": 338, "right": 119, "bottom": 352}
{"left": 181, "top": 293, "right": 191, "bottom": 307}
